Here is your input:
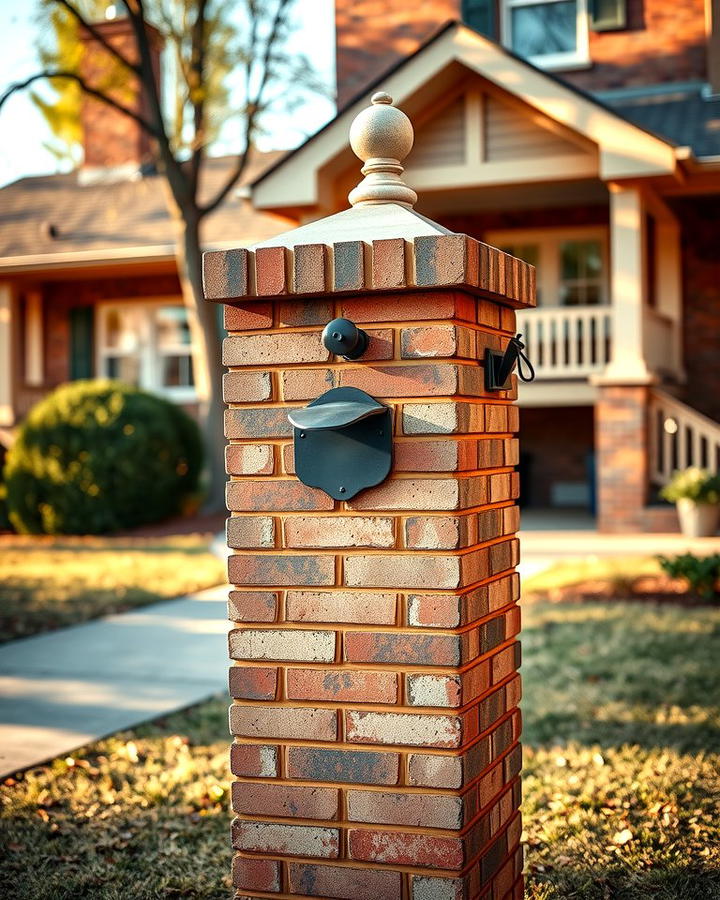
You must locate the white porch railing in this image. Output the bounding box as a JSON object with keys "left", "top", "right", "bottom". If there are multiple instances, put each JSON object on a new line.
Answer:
{"left": 517, "top": 305, "right": 611, "bottom": 379}
{"left": 648, "top": 389, "right": 720, "bottom": 485}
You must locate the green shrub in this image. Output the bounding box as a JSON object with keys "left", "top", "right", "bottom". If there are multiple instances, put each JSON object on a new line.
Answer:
{"left": 657, "top": 553, "right": 720, "bottom": 600}
{"left": 660, "top": 467, "right": 720, "bottom": 504}
{"left": 4, "top": 380, "right": 203, "bottom": 535}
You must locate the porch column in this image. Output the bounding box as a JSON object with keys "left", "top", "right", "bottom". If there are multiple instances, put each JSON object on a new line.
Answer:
{"left": 0, "top": 283, "right": 14, "bottom": 426}
{"left": 203, "top": 93, "right": 534, "bottom": 899}
{"left": 601, "top": 183, "right": 653, "bottom": 384}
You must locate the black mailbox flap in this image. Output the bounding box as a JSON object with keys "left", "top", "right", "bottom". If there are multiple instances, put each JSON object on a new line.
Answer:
{"left": 288, "top": 395, "right": 385, "bottom": 431}
{"left": 288, "top": 387, "right": 392, "bottom": 500}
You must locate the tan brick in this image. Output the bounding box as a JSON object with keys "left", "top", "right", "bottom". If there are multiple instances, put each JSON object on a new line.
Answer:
{"left": 230, "top": 704, "right": 337, "bottom": 741}
{"left": 230, "top": 742, "right": 279, "bottom": 778}
{"left": 285, "top": 590, "right": 397, "bottom": 624}
{"left": 225, "top": 444, "right": 274, "bottom": 476}
{"left": 347, "top": 789, "right": 463, "bottom": 829}
{"left": 229, "top": 628, "right": 336, "bottom": 662}
{"left": 346, "top": 478, "right": 461, "bottom": 511}
{"left": 284, "top": 515, "right": 395, "bottom": 549}
{"left": 227, "top": 480, "right": 333, "bottom": 512}
{"left": 222, "top": 370, "right": 272, "bottom": 403}
{"left": 227, "top": 590, "right": 278, "bottom": 622}
{"left": 345, "top": 710, "right": 467, "bottom": 748}
{"left": 226, "top": 516, "right": 275, "bottom": 549}
{"left": 232, "top": 820, "right": 339, "bottom": 858}
{"left": 344, "top": 554, "right": 461, "bottom": 589}
{"left": 223, "top": 331, "right": 329, "bottom": 366}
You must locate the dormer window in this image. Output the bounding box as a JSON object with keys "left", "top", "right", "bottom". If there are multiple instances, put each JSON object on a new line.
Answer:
{"left": 501, "top": 0, "right": 590, "bottom": 69}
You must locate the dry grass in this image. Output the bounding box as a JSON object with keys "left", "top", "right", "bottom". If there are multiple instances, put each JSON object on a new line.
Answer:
{"left": 0, "top": 535, "right": 226, "bottom": 642}
{"left": 0, "top": 598, "right": 718, "bottom": 897}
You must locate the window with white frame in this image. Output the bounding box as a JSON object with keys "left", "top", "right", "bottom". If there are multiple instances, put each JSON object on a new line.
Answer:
{"left": 501, "top": 0, "right": 590, "bottom": 69}
{"left": 492, "top": 228, "right": 608, "bottom": 306}
{"left": 97, "top": 300, "right": 196, "bottom": 400}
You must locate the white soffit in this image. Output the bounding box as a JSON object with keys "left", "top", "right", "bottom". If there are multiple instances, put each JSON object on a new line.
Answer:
{"left": 253, "top": 24, "right": 677, "bottom": 210}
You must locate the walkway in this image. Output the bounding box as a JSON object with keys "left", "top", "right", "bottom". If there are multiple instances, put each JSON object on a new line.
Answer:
{"left": 0, "top": 585, "right": 229, "bottom": 778}
{"left": 519, "top": 509, "right": 720, "bottom": 577}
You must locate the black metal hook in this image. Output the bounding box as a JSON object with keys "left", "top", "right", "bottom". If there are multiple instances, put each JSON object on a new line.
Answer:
{"left": 485, "top": 333, "right": 535, "bottom": 391}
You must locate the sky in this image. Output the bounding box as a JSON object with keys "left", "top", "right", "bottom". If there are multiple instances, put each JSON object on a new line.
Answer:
{"left": 0, "top": 0, "right": 336, "bottom": 187}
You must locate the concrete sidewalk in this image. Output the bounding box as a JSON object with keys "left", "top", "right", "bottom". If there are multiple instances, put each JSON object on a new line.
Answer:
{"left": 0, "top": 585, "right": 229, "bottom": 778}
{"left": 518, "top": 510, "right": 720, "bottom": 577}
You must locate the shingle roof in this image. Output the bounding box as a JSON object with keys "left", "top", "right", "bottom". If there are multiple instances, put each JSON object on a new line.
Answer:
{"left": 605, "top": 88, "right": 720, "bottom": 159}
{"left": 0, "top": 150, "right": 290, "bottom": 262}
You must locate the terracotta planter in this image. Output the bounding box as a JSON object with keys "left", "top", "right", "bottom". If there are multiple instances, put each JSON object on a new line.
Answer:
{"left": 676, "top": 498, "right": 720, "bottom": 538}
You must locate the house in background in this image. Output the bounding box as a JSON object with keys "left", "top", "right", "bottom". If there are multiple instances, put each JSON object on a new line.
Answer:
{"left": 246, "top": 0, "right": 720, "bottom": 532}
{"left": 0, "top": 18, "right": 291, "bottom": 427}
{"left": 1, "top": 2, "right": 720, "bottom": 533}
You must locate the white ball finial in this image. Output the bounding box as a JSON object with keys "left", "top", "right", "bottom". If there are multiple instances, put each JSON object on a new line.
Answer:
{"left": 348, "top": 92, "right": 417, "bottom": 208}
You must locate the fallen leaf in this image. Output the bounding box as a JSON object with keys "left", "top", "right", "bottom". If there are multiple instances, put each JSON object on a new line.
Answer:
{"left": 612, "top": 828, "right": 633, "bottom": 845}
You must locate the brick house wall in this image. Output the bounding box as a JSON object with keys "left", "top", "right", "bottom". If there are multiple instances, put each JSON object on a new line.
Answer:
{"left": 334, "top": 0, "right": 709, "bottom": 107}
{"left": 674, "top": 196, "right": 720, "bottom": 423}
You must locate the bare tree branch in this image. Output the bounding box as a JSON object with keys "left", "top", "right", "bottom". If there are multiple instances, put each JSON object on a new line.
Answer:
{"left": 0, "top": 70, "right": 159, "bottom": 136}
{"left": 201, "top": 0, "right": 292, "bottom": 217}
{"left": 188, "top": 0, "right": 209, "bottom": 196}
{"left": 52, "top": 0, "right": 141, "bottom": 75}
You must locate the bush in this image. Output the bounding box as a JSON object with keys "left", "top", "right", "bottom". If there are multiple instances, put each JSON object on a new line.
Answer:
{"left": 660, "top": 467, "right": 720, "bottom": 504}
{"left": 4, "top": 380, "right": 203, "bottom": 535}
{"left": 657, "top": 553, "right": 720, "bottom": 600}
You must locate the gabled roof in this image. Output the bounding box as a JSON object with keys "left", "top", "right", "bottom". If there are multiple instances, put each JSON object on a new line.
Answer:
{"left": 252, "top": 21, "right": 683, "bottom": 212}
{"left": 0, "top": 151, "right": 291, "bottom": 271}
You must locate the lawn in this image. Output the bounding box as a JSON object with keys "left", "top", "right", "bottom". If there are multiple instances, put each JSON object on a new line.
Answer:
{"left": 0, "top": 535, "right": 226, "bottom": 643}
{"left": 1, "top": 599, "right": 719, "bottom": 898}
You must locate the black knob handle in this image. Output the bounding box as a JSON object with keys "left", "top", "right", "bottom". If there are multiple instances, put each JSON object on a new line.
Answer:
{"left": 322, "top": 317, "right": 368, "bottom": 359}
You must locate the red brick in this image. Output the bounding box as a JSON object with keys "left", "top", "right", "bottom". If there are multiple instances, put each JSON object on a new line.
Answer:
{"left": 229, "top": 665, "right": 278, "bottom": 700}
{"left": 348, "top": 789, "right": 463, "bottom": 828}
{"left": 230, "top": 705, "right": 337, "bottom": 741}
{"left": 394, "top": 439, "right": 475, "bottom": 472}
{"left": 287, "top": 668, "right": 397, "bottom": 703}
{"left": 346, "top": 478, "right": 462, "bottom": 511}
{"left": 341, "top": 290, "right": 474, "bottom": 323}
{"left": 371, "top": 237, "right": 406, "bottom": 290}
{"left": 285, "top": 590, "right": 397, "bottom": 625}
{"left": 225, "top": 444, "right": 274, "bottom": 476}
{"left": 233, "top": 820, "right": 339, "bottom": 858}
{"left": 232, "top": 782, "right": 339, "bottom": 819}
{"left": 223, "top": 302, "right": 272, "bottom": 331}
{"left": 349, "top": 828, "right": 464, "bottom": 869}
{"left": 338, "top": 363, "right": 459, "bottom": 397}
{"left": 278, "top": 298, "right": 334, "bottom": 327}
{"left": 227, "top": 590, "right": 277, "bottom": 622}
{"left": 202, "top": 247, "right": 248, "bottom": 300}
{"left": 224, "top": 406, "right": 295, "bottom": 439}
{"left": 288, "top": 862, "right": 402, "bottom": 899}
{"left": 227, "top": 480, "right": 334, "bottom": 512}
{"left": 230, "top": 742, "right": 279, "bottom": 778}
{"left": 228, "top": 553, "right": 335, "bottom": 586}
{"left": 232, "top": 855, "right": 281, "bottom": 893}
{"left": 401, "top": 324, "right": 475, "bottom": 359}
{"left": 287, "top": 746, "right": 400, "bottom": 785}
{"left": 345, "top": 631, "right": 460, "bottom": 665}
{"left": 284, "top": 515, "right": 395, "bottom": 549}
{"left": 256, "top": 246, "right": 289, "bottom": 296}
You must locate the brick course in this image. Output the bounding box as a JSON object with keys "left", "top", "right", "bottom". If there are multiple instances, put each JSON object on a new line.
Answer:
{"left": 207, "top": 235, "right": 527, "bottom": 898}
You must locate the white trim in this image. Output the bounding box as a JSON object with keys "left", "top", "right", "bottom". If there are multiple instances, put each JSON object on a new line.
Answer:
{"left": 24, "top": 290, "right": 44, "bottom": 387}
{"left": 0, "top": 283, "right": 13, "bottom": 426}
{"left": 95, "top": 297, "right": 197, "bottom": 402}
{"left": 501, "top": 0, "right": 591, "bottom": 71}
{"left": 252, "top": 24, "right": 679, "bottom": 211}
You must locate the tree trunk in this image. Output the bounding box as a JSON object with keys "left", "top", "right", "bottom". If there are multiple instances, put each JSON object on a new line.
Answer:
{"left": 176, "top": 210, "right": 226, "bottom": 513}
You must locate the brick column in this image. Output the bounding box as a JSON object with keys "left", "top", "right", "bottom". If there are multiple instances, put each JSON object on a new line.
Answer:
{"left": 203, "top": 93, "right": 535, "bottom": 900}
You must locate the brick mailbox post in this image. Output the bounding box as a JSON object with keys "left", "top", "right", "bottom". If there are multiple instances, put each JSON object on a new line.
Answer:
{"left": 203, "top": 92, "right": 535, "bottom": 900}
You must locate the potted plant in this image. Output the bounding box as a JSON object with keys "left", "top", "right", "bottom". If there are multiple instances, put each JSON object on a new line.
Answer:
{"left": 660, "top": 467, "right": 720, "bottom": 538}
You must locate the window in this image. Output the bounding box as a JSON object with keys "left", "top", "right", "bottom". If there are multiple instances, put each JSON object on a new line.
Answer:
{"left": 589, "top": 0, "right": 626, "bottom": 31}
{"left": 490, "top": 228, "right": 607, "bottom": 306}
{"left": 502, "top": 0, "right": 590, "bottom": 69}
{"left": 97, "top": 300, "right": 195, "bottom": 400}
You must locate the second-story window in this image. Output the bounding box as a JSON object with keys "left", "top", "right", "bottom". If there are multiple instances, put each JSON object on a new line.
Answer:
{"left": 502, "top": 0, "right": 590, "bottom": 69}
